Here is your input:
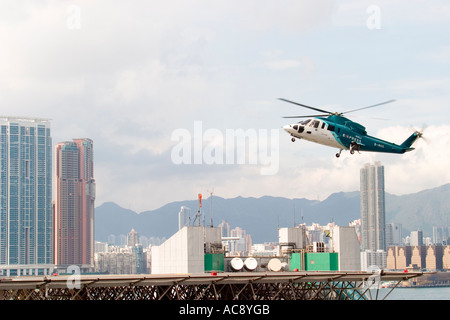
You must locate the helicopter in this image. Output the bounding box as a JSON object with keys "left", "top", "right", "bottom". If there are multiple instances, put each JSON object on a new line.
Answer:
{"left": 280, "top": 98, "right": 424, "bottom": 158}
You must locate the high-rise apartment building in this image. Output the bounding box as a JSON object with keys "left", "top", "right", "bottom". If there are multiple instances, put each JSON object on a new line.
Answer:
{"left": 410, "top": 230, "right": 423, "bottom": 246}
{"left": 386, "top": 222, "right": 403, "bottom": 246}
{"left": 433, "top": 226, "right": 450, "bottom": 245}
{"left": 360, "top": 162, "right": 386, "bottom": 251}
{"left": 0, "top": 117, "right": 53, "bottom": 276}
{"left": 54, "top": 138, "right": 95, "bottom": 271}
{"left": 127, "top": 229, "right": 139, "bottom": 247}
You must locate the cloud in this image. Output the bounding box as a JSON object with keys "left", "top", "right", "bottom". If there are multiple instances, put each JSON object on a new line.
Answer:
{"left": 262, "top": 52, "right": 316, "bottom": 73}
{"left": 275, "top": 125, "right": 450, "bottom": 201}
{"left": 101, "top": 123, "right": 450, "bottom": 212}
{"left": 376, "top": 125, "right": 450, "bottom": 194}
{"left": 1, "top": 1, "right": 449, "bottom": 212}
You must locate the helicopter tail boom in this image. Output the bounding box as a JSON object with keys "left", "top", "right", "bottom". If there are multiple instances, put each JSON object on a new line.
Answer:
{"left": 400, "top": 131, "right": 422, "bottom": 151}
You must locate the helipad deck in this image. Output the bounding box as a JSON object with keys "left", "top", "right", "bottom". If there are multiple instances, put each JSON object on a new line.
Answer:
{"left": 0, "top": 271, "right": 425, "bottom": 300}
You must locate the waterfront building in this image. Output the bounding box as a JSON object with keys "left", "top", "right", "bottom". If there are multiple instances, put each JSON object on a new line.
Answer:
{"left": 386, "top": 245, "right": 450, "bottom": 271}
{"left": 426, "top": 245, "right": 444, "bottom": 271}
{"left": 386, "top": 247, "right": 396, "bottom": 269}
{"left": 443, "top": 246, "right": 450, "bottom": 269}
{"left": 0, "top": 117, "right": 53, "bottom": 276}
{"left": 360, "top": 250, "right": 386, "bottom": 271}
{"left": 54, "top": 138, "right": 95, "bottom": 272}
{"left": 411, "top": 245, "right": 427, "bottom": 269}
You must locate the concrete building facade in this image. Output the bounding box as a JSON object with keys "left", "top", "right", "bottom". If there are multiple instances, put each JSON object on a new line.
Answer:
{"left": 331, "top": 226, "right": 361, "bottom": 271}
{"left": 151, "top": 226, "right": 222, "bottom": 274}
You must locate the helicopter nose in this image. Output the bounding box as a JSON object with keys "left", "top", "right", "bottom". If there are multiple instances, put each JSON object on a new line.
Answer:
{"left": 283, "top": 125, "right": 292, "bottom": 132}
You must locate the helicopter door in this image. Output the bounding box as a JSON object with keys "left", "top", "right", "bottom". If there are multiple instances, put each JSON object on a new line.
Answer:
{"left": 307, "top": 120, "right": 320, "bottom": 134}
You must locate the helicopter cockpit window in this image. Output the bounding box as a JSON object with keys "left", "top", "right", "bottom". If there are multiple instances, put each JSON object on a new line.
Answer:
{"left": 293, "top": 125, "right": 298, "bottom": 130}
{"left": 300, "top": 119, "right": 311, "bottom": 125}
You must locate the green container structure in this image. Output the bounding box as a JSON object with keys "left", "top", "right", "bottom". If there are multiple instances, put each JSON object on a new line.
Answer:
{"left": 204, "top": 254, "right": 224, "bottom": 272}
{"left": 290, "top": 253, "right": 303, "bottom": 271}
{"left": 305, "top": 253, "right": 338, "bottom": 271}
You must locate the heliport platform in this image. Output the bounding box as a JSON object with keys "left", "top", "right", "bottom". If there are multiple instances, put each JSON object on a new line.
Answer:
{"left": 0, "top": 271, "right": 425, "bottom": 300}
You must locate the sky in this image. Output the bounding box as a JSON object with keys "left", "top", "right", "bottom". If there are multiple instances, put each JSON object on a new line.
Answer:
{"left": 1, "top": 0, "right": 449, "bottom": 212}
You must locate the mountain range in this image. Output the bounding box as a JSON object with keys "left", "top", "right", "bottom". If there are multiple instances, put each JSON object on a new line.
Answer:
{"left": 95, "top": 183, "right": 450, "bottom": 244}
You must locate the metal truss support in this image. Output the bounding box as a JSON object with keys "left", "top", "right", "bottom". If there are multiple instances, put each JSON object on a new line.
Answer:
{"left": 0, "top": 281, "right": 368, "bottom": 301}
{"left": 0, "top": 271, "right": 424, "bottom": 301}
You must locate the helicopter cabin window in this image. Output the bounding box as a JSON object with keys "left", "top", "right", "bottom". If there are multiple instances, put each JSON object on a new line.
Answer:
{"left": 327, "top": 125, "right": 335, "bottom": 132}
{"left": 321, "top": 122, "right": 326, "bottom": 129}
{"left": 312, "top": 120, "right": 320, "bottom": 128}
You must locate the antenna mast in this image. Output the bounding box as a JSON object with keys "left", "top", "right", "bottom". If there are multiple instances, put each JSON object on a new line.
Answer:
{"left": 207, "top": 188, "right": 214, "bottom": 227}
{"left": 193, "top": 193, "right": 203, "bottom": 226}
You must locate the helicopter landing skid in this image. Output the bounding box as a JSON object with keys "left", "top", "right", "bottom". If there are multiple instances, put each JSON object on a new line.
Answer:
{"left": 350, "top": 141, "right": 361, "bottom": 155}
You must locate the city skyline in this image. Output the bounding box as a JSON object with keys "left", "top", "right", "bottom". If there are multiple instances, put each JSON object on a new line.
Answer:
{"left": 1, "top": 2, "right": 450, "bottom": 212}
{"left": 0, "top": 115, "right": 96, "bottom": 275}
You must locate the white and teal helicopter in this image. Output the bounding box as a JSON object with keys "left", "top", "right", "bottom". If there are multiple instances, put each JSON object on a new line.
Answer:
{"left": 280, "top": 98, "right": 424, "bottom": 158}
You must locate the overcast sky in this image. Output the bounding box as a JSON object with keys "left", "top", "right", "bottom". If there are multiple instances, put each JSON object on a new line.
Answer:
{"left": 1, "top": 1, "right": 450, "bottom": 212}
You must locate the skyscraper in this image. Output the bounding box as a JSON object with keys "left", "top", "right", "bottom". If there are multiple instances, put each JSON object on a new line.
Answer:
{"left": 360, "top": 162, "right": 386, "bottom": 251}
{"left": 127, "top": 229, "right": 139, "bottom": 247}
{"left": 386, "top": 222, "right": 403, "bottom": 246}
{"left": 54, "top": 138, "right": 95, "bottom": 271}
{"left": 410, "top": 230, "right": 423, "bottom": 246}
{"left": 0, "top": 117, "right": 53, "bottom": 276}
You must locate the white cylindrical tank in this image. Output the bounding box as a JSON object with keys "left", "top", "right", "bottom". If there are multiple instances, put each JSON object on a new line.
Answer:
{"left": 244, "top": 257, "right": 258, "bottom": 271}
{"left": 267, "top": 258, "right": 282, "bottom": 272}
{"left": 230, "top": 257, "right": 244, "bottom": 271}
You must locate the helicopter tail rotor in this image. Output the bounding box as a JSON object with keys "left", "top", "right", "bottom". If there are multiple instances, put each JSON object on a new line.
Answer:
{"left": 409, "top": 125, "right": 428, "bottom": 144}
{"left": 402, "top": 126, "right": 428, "bottom": 151}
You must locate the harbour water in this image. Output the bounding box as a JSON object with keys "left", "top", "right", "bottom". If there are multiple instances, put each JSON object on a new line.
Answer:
{"left": 383, "top": 287, "right": 450, "bottom": 300}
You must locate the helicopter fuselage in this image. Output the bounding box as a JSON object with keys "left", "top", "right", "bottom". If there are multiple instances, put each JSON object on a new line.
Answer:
{"left": 283, "top": 115, "right": 421, "bottom": 157}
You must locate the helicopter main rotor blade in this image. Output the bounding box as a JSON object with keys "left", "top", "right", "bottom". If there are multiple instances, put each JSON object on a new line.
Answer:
{"left": 282, "top": 114, "right": 330, "bottom": 118}
{"left": 278, "top": 98, "right": 332, "bottom": 115}
{"left": 343, "top": 99, "right": 396, "bottom": 114}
